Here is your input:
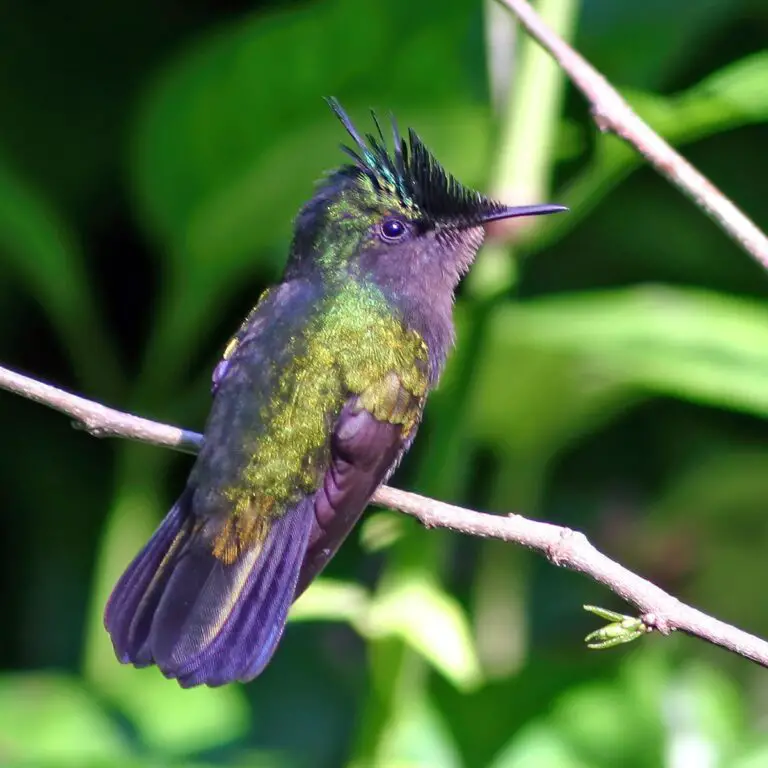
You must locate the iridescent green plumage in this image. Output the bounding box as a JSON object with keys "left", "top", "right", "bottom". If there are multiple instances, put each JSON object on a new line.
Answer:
{"left": 105, "top": 99, "right": 566, "bottom": 687}
{"left": 214, "top": 281, "right": 428, "bottom": 564}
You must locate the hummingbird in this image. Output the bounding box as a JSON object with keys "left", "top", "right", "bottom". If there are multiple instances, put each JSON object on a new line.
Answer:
{"left": 104, "top": 98, "right": 566, "bottom": 687}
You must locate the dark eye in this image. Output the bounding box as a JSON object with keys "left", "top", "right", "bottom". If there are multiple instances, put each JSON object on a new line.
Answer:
{"left": 380, "top": 217, "right": 407, "bottom": 241}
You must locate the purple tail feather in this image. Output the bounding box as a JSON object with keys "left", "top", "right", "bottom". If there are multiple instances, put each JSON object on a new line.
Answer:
{"left": 104, "top": 491, "right": 313, "bottom": 687}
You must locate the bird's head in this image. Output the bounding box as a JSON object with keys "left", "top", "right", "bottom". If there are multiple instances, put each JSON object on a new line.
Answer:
{"left": 288, "top": 99, "right": 565, "bottom": 291}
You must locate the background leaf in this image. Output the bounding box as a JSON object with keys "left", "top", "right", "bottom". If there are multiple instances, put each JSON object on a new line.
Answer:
{"left": 469, "top": 286, "right": 768, "bottom": 462}
{"left": 0, "top": 673, "right": 129, "bottom": 763}
{"left": 0, "top": 159, "right": 121, "bottom": 394}
{"left": 369, "top": 574, "right": 482, "bottom": 691}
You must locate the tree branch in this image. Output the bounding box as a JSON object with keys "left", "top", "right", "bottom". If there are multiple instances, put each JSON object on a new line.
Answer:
{"left": 497, "top": 0, "right": 768, "bottom": 271}
{"left": 2, "top": 362, "right": 768, "bottom": 668}
{"left": 0, "top": 364, "right": 203, "bottom": 454}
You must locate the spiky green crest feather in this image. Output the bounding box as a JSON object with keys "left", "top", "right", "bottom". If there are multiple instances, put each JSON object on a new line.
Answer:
{"left": 326, "top": 97, "right": 506, "bottom": 227}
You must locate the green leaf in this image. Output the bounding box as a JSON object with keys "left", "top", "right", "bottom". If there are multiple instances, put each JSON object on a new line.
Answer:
{"left": 101, "top": 666, "right": 250, "bottom": 755}
{"left": 469, "top": 286, "right": 768, "bottom": 460}
{"left": 487, "top": 653, "right": 757, "bottom": 768}
{"left": 289, "top": 573, "right": 482, "bottom": 692}
{"left": 0, "top": 159, "right": 121, "bottom": 393}
{"left": 368, "top": 573, "right": 482, "bottom": 691}
{"left": 579, "top": 0, "right": 734, "bottom": 89}
{"left": 689, "top": 51, "right": 768, "bottom": 121}
{"left": 661, "top": 663, "right": 745, "bottom": 760}
{"left": 366, "top": 696, "right": 464, "bottom": 768}
{"left": 553, "top": 658, "right": 663, "bottom": 765}
{"left": 488, "top": 724, "right": 591, "bottom": 768}
{"left": 359, "top": 511, "right": 409, "bottom": 552}
{"left": 467, "top": 310, "right": 634, "bottom": 462}
{"left": 289, "top": 578, "right": 370, "bottom": 628}
{"left": 0, "top": 673, "right": 128, "bottom": 762}
{"left": 734, "top": 745, "right": 768, "bottom": 768}
{"left": 491, "top": 647, "right": 669, "bottom": 768}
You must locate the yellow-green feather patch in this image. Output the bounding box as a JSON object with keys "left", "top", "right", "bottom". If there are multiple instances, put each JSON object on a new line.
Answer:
{"left": 216, "top": 281, "right": 428, "bottom": 556}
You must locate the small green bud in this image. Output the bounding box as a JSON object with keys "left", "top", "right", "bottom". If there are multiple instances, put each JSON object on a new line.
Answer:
{"left": 583, "top": 605, "right": 649, "bottom": 650}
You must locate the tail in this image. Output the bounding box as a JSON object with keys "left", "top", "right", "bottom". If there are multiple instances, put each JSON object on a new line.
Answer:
{"left": 104, "top": 490, "right": 313, "bottom": 687}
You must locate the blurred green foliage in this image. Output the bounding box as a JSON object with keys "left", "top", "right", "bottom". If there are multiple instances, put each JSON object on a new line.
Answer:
{"left": 2, "top": 0, "right": 768, "bottom": 766}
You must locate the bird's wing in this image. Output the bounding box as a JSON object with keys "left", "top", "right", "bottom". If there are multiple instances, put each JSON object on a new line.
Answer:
{"left": 297, "top": 373, "right": 425, "bottom": 594}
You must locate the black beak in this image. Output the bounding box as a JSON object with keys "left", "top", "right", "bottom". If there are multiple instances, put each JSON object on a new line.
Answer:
{"left": 477, "top": 203, "right": 568, "bottom": 225}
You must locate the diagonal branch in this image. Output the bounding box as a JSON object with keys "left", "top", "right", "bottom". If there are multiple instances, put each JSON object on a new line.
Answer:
{"left": 496, "top": 0, "right": 768, "bottom": 271}
{"left": 2, "top": 361, "right": 768, "bottom": 668}
{"left": 0, "top": 364, "right": 203, "bottom": 454}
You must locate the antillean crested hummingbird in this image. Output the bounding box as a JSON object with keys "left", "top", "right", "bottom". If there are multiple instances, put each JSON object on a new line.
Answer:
{"left": 105, "top": 99, "right": 566, "bottom": 687}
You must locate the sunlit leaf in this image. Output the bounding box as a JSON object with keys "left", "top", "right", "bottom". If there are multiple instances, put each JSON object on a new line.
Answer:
{"left": 369, "top": 696, "right": 464, "bottom": 768}
{"left": 470, "top": 286, "right": 768, "bottom": 459}
{"left": 488, "top": 723, "right": 590, "bottom": 768}
{"left": 0, "top": 673, "right": 128, "bottom": 762}
{"left": 657, "top": 663, "right": 745, "bottom": 766}
{"left": 691, "top": 51, "right": 768, "bottom": 120}
{"left": 292, "top": 573, "right": 482, "bottom": 692}
{"left": 553, "top": 670, "right": 661, "bottom": 764}
{"left": 368, "top": 574, "right": 482, "bottom": 691}
{"left": 733, "top": 745, "right": 768, "bottom": 768}
{"left": 102, "top": 666, "right": 250, "bottom": 755}
{"left": 289, "top": 578, "right": 370, "bottom": 628}
{"left": 492, "top": 648, "right": 669, "bottom": 767}
{"left": 359, "top": 511, "right": 409, "bottom": 552}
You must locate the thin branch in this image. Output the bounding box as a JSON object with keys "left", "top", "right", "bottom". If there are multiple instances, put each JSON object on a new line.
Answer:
{"left": 2, "top": 363, "right": 768, "bottom": 668}
{"left": 496, "top": 0, "right": 768, "bottom": 271}
{"left": 376, "top": 486, "right": 768, "bottom": 666}
{"left": 0, "top": 364, "right": 202, "bottom": 454}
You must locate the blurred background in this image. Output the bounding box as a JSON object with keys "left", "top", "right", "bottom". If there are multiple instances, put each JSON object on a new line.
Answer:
{"left": 2, "top": 0, "right": 768, "bottom": 765}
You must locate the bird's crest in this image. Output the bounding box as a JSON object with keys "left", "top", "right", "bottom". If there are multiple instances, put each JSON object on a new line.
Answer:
{"left": 326, "top": 97, "right": 505, "bottom": 225}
